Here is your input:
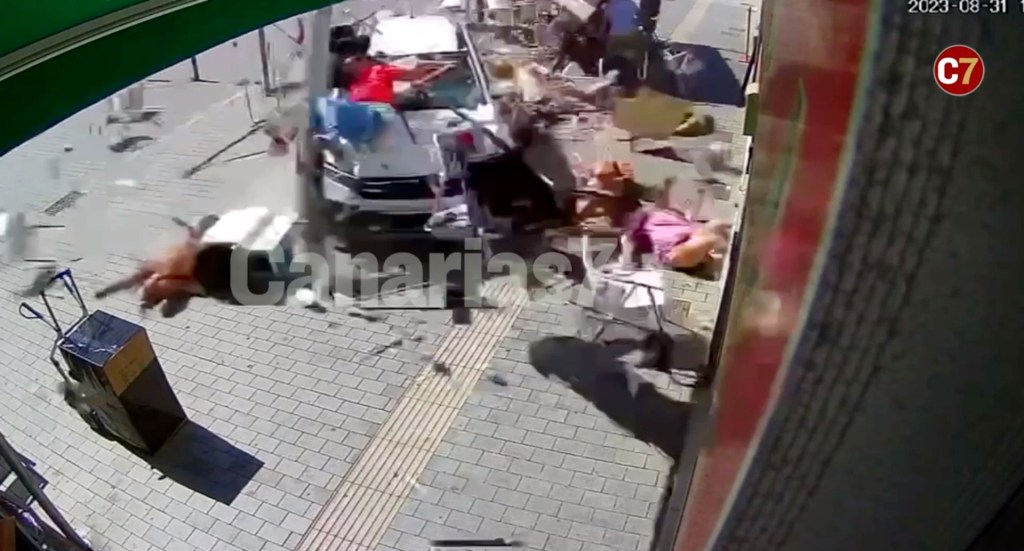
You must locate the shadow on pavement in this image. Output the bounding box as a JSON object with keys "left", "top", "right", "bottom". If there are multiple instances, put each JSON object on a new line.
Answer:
{"left": 527, "top": 335, "right": 693, "bottom": 548}
{"left": 132, "top": 421, "right": 262, "bottom": 505}
{"left": 646, "top": 42, "right": 746, "bottom": 107}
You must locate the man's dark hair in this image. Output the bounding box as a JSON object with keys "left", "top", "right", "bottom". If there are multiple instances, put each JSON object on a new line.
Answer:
{"left": 330, "top": 25, "right": 357, "bottom": 41}
{"left": 332, "top": 52, "right": 377, "bottom": 89}
{"left": 330, "top": 34, "right": 371, "bottom": 57}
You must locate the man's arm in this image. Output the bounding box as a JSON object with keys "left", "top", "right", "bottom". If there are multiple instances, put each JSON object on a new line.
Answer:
{"left": 389, "top": 60, "right": 456, "bottom": 83}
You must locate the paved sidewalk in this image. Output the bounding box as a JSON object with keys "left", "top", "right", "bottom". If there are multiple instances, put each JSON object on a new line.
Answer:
{"left": 360, "top": 295, "right": 692, "bottom": 551}
{"left": 0, "top": 3, "right": 752, "bottom": 551}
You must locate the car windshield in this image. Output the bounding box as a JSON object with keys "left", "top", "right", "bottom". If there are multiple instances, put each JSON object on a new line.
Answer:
{"left": 388, "top": 53, "right": 486, "bottom": 111}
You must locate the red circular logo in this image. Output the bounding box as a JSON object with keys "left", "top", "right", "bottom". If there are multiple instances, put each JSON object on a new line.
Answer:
{"left": 933, "top": 45, "right": 985, "bottom": 96}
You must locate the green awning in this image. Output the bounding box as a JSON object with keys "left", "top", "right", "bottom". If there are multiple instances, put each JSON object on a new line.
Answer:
{"left": 0, "top": 0, "right": 337, "bottom": 156}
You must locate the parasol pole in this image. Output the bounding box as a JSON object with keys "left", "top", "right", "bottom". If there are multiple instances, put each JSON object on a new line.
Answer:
{"left": 295, "top": 6, "right": 333, "bottom": 306}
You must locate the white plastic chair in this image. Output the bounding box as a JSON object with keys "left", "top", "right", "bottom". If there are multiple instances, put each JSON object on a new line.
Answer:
{"left": 573, "top": 233, "right": 668, "bottom": 341}
{"left": 106, "top": 83, "right": 165, "bottom": 124}
{"left": 485, "top": 0, "right": 517, "bottom": 26}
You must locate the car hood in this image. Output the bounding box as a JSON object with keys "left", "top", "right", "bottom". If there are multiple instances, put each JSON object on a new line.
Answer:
{"left": 348, "top": 104, "right": 502, "bottom": 179}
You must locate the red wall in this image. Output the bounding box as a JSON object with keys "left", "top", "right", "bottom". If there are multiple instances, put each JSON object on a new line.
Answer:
{"left": 674, "top": 0, "right": 873, "bottom": 549}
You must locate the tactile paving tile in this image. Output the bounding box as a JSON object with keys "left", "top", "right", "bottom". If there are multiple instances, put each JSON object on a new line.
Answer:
{"left": 295, "top": 282, "right": 527, "bottom": 551}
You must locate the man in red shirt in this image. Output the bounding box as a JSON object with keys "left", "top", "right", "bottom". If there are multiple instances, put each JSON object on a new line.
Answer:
{"left": 344, "top": 55, "right": 455, "bottom": 104}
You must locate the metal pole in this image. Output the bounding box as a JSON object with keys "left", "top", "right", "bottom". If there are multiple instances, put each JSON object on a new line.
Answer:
{"left": 190, "top": 56, "right": 201, "bottom": 81}
{"left": 257, "top": 28, "right": 273, "bottom": 97}
{"left": 0, "top": 434, "right": 92, "bottom": 551}
{"left": 743, "top": 6, "right": 753, "bottom": 62}
{"left": 296, "top": 6, "right": 333, "bottom": 304}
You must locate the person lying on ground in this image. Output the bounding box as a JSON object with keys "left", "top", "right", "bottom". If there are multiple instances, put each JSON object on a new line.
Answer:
{"left": 93, "top": 217, "right": 220, "bottom": 317}
{"left": 623, "top": 178, "right": 731, "bottom": 271}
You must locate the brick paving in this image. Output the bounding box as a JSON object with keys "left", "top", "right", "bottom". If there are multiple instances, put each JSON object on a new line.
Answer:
{"left": 0, "top": 3, "right": 750, "bottom": 551}
{"left": 370, "top": 296, "right": 690, "bottom": 551}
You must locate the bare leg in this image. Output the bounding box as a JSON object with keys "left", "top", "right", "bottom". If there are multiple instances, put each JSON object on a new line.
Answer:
{"left": 95, "top": 267, "right": 152, "bottom": 298}
{"left": 664, "top": 231, "right": 722, "bottom": 269}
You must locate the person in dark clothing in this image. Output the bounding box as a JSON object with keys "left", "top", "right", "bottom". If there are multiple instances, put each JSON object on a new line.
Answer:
{"left": 331, "top": 25, "right": 355, "bottom": 40}
{"left": 329, "top": 25, "right": 357, "bottom": 51}
{"left": 551, "top": 9, "right": 608, "bottom": 75}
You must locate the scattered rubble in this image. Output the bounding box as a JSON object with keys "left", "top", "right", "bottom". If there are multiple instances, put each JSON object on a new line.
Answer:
{"left": 487, "top": 374, "right": 509, "bottom": 386}
{"left": 432, "top": 361, "right": 451, "bottom": 376}
{"left": 369, "top": 337, "right": 404, "bottom": 355}
{"left": 345, "top": 306, "right": 384, "bottom": 322}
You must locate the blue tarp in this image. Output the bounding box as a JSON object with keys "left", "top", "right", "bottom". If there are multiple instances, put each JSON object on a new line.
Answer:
{"left": 313, "top": 96, "right": 389, "bottom": 147}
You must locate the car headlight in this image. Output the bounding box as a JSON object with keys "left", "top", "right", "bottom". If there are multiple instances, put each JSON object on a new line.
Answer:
{"left": 322, "top": 165, "right": 362, "bottom": 204}
{"left": 324, "top": 164, "right": 361, "bottom": 190}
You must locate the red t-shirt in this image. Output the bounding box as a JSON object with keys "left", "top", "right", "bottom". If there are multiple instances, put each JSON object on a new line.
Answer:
{"left": 348, "top": 64, "right": 405, "bottom": 103}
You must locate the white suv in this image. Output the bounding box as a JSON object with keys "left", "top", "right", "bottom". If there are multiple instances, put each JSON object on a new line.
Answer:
{"left": 317, "top": 14, "right": 509, "bottom": 235}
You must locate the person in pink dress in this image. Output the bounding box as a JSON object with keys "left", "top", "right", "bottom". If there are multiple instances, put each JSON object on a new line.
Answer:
{"left": 624, "top": 178, "right": 731, "bottom": 270}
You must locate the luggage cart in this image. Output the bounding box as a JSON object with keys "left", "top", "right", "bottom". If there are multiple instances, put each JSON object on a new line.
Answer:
{"left": 18, "top": 270, "right": 109, "bottom": 436}
{"left": 18, "top": 269, "right": 187, "bottom": 453}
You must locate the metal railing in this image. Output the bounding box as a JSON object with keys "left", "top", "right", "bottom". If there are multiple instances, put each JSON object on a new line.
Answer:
{"left": 0, "top": 433, "right": 92, "bottom": 551}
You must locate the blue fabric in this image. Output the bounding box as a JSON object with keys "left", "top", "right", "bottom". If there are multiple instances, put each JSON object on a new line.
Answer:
{"left": 314, "top": 96, "right": 388, "bottom": 146}
{"left": 605, "top": 0, "right": 640, "bottom": 36}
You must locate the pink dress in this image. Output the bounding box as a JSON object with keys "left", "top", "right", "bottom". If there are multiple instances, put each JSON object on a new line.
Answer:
{"left": 627, "top": 209, "right": 696, "bottom": 265}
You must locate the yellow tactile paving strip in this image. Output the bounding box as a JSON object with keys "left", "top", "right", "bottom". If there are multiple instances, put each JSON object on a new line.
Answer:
{"left": 296, "top": 282, "right": 527, "bottom": 551}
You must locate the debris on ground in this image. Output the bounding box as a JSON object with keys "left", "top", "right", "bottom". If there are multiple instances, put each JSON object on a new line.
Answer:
{"left": 674, "top": 112, "right": 715, "bottom": 137}
{"left": 637, "top": 141, "right": 733, "bottom": 181}
{"left": 487, "top": 374, "right": 509, "bottom": 387}
{"left": 369, "top": 337, "right": 404, "bottom": 355}
{"left": 345, "top": 306, "right": 384, "bottom": 323}
{"left": 94, "top": 223, "right": 206, "bottom": 317}
{"left": 296, "top": 288, "right": 327, "bottom": 312}
{"left": 18, "top": 265, "right": 58, "bottom": 297}
{"left": 612, "top": 87, "right": 699, "bottom": 139}
{"left": 432, "top": 361, "right": 451, "bottom": 376}
{"left": 489, "top": 58, "right": 617, "bottom": 117}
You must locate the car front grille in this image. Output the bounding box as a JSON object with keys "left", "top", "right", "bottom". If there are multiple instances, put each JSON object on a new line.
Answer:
{"left": 357, "top": 177, "right": 465, "bottom": 202}
{"left": 357, "top": 177, "right": 434, "bottom": 201}
{"left": 323, "top": 164, "right": 466, "bottom": 203}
